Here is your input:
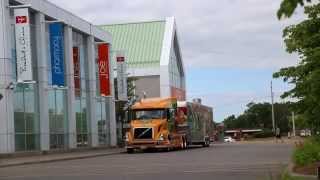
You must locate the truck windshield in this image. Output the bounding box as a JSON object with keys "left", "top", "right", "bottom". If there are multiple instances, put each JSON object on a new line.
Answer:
{"left": 132, "top": 109, "right": 167, "bottom": 120}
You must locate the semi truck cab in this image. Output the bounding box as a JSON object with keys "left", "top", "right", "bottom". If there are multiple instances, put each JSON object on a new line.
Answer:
{"left": 125, "top": 97, "right": 186, "bottom": 153}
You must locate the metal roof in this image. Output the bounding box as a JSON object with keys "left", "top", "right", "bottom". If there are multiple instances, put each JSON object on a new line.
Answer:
{"left": 100, "top": 20, "right": 166, "bottom": 68}
{"left": 13, "top": 0, "right": 112, "bottom": 43}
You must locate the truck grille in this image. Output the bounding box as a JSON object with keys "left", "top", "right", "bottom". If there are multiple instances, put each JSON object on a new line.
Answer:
{"left": 134, "top": 128, "right": 153, "bottom": 139}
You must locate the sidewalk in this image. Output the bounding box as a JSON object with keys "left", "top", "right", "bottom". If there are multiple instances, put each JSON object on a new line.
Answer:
{"left": 0, "top": 148, "right": 125, "bottom": 168}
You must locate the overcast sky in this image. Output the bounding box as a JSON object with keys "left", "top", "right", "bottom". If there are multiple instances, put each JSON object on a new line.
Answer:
{"left": 48, "top": 0, "right": 304, "bottom": 121}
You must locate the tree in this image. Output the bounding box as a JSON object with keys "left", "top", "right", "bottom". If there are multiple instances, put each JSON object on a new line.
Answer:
{"left": 223, "top": 115, "right": 237, "bottom": 129}
{"left": 274, "top": 4, "right": 320, "bottom": 132}
{"left": 277, "top": 0, "right": 313, "bottom": 19}
{"left": 223, "top": 102, "right": 291, "bottom": 132}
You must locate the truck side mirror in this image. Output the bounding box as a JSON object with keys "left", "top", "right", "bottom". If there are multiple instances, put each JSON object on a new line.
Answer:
{"left": 0, "top": 93, "right": 3, "bottom": 101}
{"left": 168, "top": 109, "right": 175, "bottom": 121}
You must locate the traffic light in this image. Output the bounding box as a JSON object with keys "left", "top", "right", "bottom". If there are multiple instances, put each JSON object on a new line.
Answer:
{"left": 0, "top": 93, "right": 3, "bottom": 101}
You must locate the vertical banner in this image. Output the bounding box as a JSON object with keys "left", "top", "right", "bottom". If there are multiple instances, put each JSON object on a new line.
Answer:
{"left": 116, "top": 52, "right": 128, "bottom": 101}
{"left": 97, "top": 44, "right": 110, "bottom": 96}
{"left": 14, "top": 8, "right": 33, "bottom": 82}
{"left": 49, "top": 23, "right": 65, "bottom": 86}
{"left": 73, "top": 47, "right": 81, "bottom": 97}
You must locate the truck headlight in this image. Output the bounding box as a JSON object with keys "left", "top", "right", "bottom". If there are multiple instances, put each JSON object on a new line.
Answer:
{"left": 159, "top": 134, "right": 164, "bottom": 141}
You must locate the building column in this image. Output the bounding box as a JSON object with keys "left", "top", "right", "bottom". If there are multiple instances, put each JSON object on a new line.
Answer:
{"left": 35, "top": 12, "right": 50, "bottom": 151}
{"left": 85, "top": 35, "right": 98, "bottom": 147}
{"left": 108, "top": 45, "right": 117, "bottom": 147}
{"left": 64, "top": 25, "right": 77, "bottom": 149}
{"left": 0, "top": 0, "right": 15, "bottom": 154}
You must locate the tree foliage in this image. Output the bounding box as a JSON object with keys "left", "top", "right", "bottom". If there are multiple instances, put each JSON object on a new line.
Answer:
{"left": 274, "top": 4, "right": 320, "bottom": 132}
{"left": 223, "top": 102, "right": 291, "bottom": 132}
{"left": 277, "top": 0, "right": 313, "bottom": 19}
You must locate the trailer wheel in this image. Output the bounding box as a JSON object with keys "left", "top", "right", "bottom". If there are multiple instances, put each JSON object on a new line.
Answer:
{"left": 205, "top": 138, "right": 210, "bottom": 147}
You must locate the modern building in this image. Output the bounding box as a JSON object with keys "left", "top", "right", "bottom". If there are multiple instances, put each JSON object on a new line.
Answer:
{"left": 101, "top": 17, "right": 186, "bottom": 101}
{"left": 0, "top": 0, "right": 117, "bottom": 154}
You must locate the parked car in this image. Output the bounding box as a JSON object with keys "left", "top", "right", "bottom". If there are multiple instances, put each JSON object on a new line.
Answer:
{"left": 224, "top": 136, "right": 235, "bottom": 143}
{"left": 300, "top": 129, "right": 312, "bottom": 137}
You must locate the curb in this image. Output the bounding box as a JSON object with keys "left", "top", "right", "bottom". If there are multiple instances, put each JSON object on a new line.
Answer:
{"left": 0, "top": 150, "right": 125, "bottom": 168}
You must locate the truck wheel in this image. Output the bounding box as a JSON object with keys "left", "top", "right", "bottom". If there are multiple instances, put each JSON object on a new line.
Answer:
{"left": 205, "top": 140, "right": 210, "bottom": 147}
{"left": 127, "top": 148, "right": 134, "bottom": 154}
{"left": 201, "top": 142, "right": 206, "bottom": 147}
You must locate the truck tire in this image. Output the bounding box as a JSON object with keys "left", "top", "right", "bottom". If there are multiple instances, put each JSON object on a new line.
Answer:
{"left": 205, "top": 140, "right": 210, "bottom": 147}
{"left": 127, "top": 148, "right": 134, "bottom": 154}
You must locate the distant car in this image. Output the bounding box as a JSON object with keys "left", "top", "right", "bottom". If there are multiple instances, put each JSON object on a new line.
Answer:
{"left": 300, "top": 129, "right": 312, "bottom": 137}
{"left": 224, "top": 136, "right": 235, "bottom": 143}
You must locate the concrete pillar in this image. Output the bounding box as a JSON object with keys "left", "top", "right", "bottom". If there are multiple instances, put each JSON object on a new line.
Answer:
{"left": 0, "top": 0, "right": 15, "bottom": 154}
{"left": 35, "top": 12, "right": 50, "bottom": 151}
{"left": 85, "top": 35, "right": 98, "bottom": 147}
{"left": 64, "top": 25, "right": 77, "bottom": 149}
{"left": 108, "top": 45, "right": 117, "bottom": 147}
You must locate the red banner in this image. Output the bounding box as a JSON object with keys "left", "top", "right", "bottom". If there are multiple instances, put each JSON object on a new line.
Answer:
{"left": 98, "top": 44, "right": 110, "bottom": 96}
{"left": 73, "top": 47, "right": 81, "bottom": 97}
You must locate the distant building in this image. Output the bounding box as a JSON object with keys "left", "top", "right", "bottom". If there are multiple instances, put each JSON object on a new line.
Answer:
{"left": 225, "top": 129, "right": 263, "bottom": 140}
{"left": 100, "top": 17, "right": 186, "bottom": 100}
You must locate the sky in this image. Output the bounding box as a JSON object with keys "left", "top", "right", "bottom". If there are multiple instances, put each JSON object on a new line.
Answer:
{"left": 48, "top": 0, "right": 305, "bottom": 122}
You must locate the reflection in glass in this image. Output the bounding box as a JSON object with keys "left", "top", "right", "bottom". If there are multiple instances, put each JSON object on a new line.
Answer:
{"left": 97, "top": 99, "right": 107, "bottom": 145}
{"left": 76, "top": 98, "right": 88, "bottom": 147}
{"left": 14, "top": 84, "right": 39, "bottom": 151}
{"left": 49, "top": 89, "right": 67, "bottom": 149}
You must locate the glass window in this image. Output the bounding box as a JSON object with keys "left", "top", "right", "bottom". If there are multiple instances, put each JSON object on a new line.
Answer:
{"left": 14, "top": 84, "right": 39, "bottom": 151}
{"left": 76, "top": 98, "right": 88, "bottom": 147}
{"left": 132, "top": 109, "right": 167, "bottom": 120}
{"left": 49, "top": 89, "right": 67, "bottom": 149}
{"left": 97, "top": 99, "right": 107, "bottom": 145}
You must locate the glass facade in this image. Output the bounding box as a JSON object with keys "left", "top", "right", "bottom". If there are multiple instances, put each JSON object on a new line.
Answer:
{"left": 48, "top": 89, "right": 67, "bottom": 149}
{"left": 14, "top": 84, "right": 39, "bottom": 151}
{"left": 169, "top": 44, "right": 184, "bottom": 90}
{"left": 2, "top": 4, "right": 114, "bottom": 153}
{"left": 96, "top": 98, "right": 108, "bottom": 145}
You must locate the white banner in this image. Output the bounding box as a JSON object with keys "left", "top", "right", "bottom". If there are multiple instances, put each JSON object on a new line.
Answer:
{"left": 116, "top": 52, "right": 128, "bottom": 101}
{"left": 14, "top": 8, "right": 33, "bottom": 82}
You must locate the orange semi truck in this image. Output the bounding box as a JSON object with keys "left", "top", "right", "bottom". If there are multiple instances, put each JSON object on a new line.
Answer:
{"left": 125, "top": 97, "right": 214, "bottom": 153}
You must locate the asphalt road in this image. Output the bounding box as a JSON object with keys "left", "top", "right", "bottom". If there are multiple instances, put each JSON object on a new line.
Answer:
{"left": 0, "top": 142, "right": 293, "bottom": 180}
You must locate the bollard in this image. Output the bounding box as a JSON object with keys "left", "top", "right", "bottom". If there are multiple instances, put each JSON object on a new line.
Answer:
{"left": 318, "top": 166, "right": 320, "bottom": 180}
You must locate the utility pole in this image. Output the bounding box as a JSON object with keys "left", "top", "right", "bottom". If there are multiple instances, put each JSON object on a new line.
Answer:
{"left": 271, "top": 81, "right": 275, "bottom": 133}
{"left": 292, "top": 111, "right": 296, "bottom": 137}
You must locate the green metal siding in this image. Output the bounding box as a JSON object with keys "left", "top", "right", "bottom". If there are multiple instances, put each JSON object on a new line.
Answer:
{"left": 100, "top": 21, "right": 165, "bottom": 68}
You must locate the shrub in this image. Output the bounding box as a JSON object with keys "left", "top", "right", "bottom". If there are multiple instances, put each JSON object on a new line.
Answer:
{"left": 293, "top": 137, "right": 320, "bottom": 167}
{"left": 279, "top": 171, "right": 304, "bottom": 180}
